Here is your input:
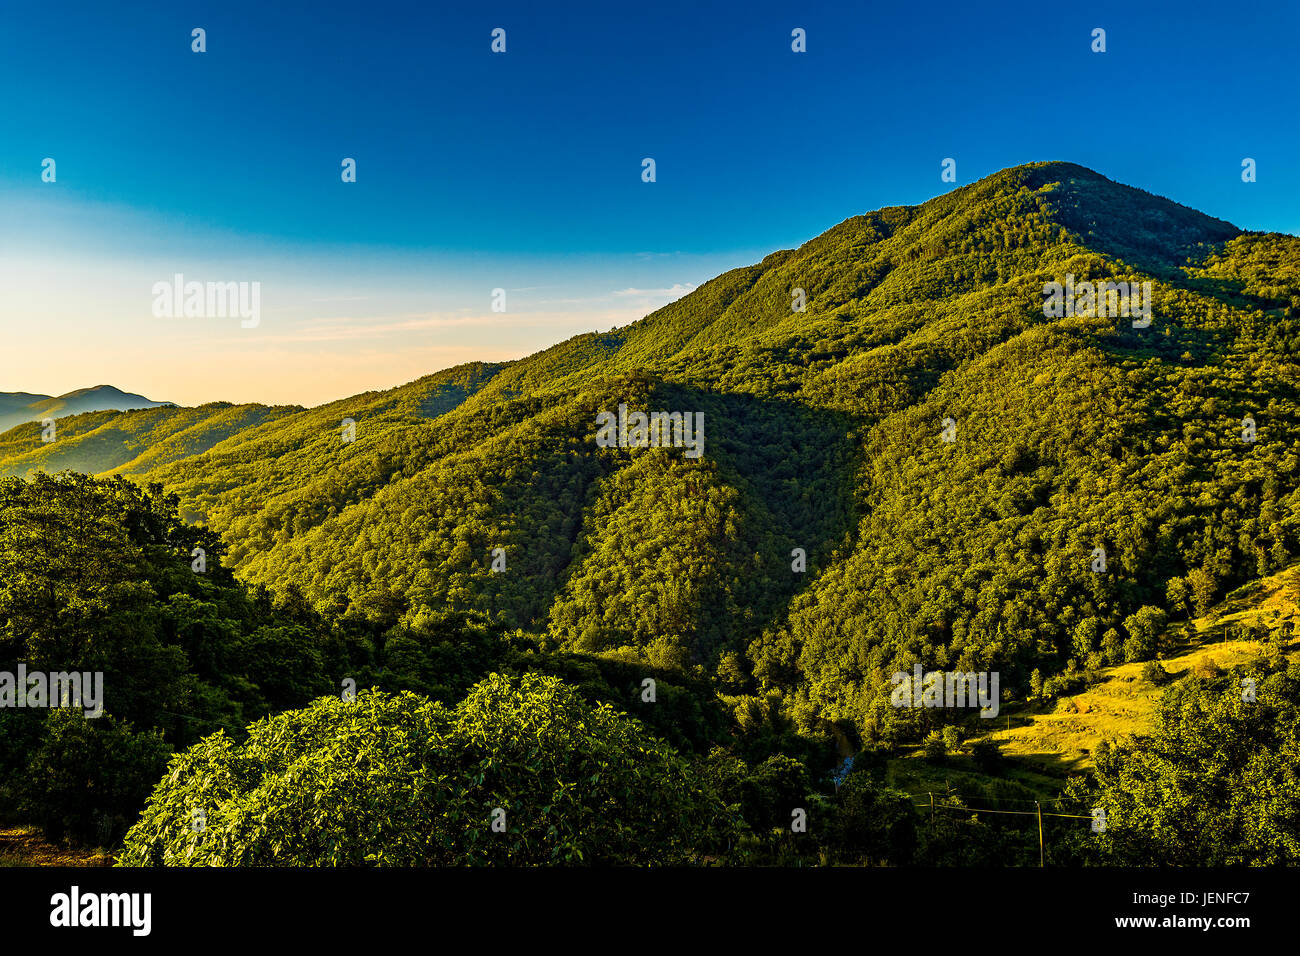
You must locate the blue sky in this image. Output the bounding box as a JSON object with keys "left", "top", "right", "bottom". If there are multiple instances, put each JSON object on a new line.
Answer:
{"left": 2, "top": 0, "right": 1298, "bottom": 406}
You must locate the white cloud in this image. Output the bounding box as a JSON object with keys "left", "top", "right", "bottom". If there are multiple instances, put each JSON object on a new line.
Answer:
{"left": 611, "top": 283, "right": 696, "bottom": 300}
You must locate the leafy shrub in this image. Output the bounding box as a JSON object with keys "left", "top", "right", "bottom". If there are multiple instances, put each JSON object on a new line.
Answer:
{"left": 1140, "top": 660, "right": 1172, "bottom": 686}
{"left": 968, "top": 737, "right": 1003, "bottom": 774}
{"left": 1123, "top": 606, "right": 1168, "bottom": 663}
{"left": 737, "top": 754, "right": 809, "bottom": 832}
{"left": 941, "top": 725, "right": 962, "bottom": 753}
{"left": 922, "top": 730, "right": 946, "bottom": 763}
{"left": 825, "top": 772, "right": 916, "bottom": 864}
{"left": 118, "top": 674, "right": 740, "bottom": 866}
{"left": 1060, "top": 668, "right": 1300, "bottom": 865}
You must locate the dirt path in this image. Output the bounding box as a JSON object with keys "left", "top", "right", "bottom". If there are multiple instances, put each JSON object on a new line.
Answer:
{"left": 0, "top": 827, "right": 113, "bottom": 867}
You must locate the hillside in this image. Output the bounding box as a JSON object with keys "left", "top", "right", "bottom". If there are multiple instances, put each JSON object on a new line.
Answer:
{"left": 990, "top": 560, "right": 1300, "bottom": 766}
{"left": 835, "top": 559, "right": 1300, "bottom": 844}
{"left": 4, "top": 160, "right": 1300, "bottom": 752}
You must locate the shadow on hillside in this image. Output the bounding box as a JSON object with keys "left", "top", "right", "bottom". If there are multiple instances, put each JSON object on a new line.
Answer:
{"left": 503, "top": 380, "right": 861, "bottom": 654}
{"left": 654, "top": 380, "right": 862, "bottom": 634}
{"left": 1045, "top": 169, "right": 1239, "bottom": 280}
{"left": 1004, "top": 750, "right": 1096, "bottom": 780}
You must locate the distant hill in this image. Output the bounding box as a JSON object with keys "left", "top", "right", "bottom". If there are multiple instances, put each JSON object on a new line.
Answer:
{"left": 0, "top": 392, "right": 48, "bottom": 416}
{"left": 0, "top": 385, "right": 172, "bottom": 432}
{"left": 3, "top": 161, "right": 1300, "bottom": 750}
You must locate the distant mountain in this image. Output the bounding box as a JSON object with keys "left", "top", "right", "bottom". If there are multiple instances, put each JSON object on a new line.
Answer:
{"left": 3, "top": 161, "right": 1300, "bottom": 739}
{"left": 0, "top": 385, "right": 173, "bottom": 432}
{"left": 0, "top": 392, "right": 50, "bottom": 418}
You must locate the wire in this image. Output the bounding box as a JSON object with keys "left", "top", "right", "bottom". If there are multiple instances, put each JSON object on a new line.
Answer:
{"left": 912, "top": 802, "right": 1092, "bottom": 820}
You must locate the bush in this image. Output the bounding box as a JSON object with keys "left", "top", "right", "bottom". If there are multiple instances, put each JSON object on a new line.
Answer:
{"left": 825, "top": 772, "right": 916, "bottom": 864}
{"left": 1123, "top": 606, "right": 1168, "bottom": 662}
{"left": 118, "top": 674, "right": 741, "bottom": 866}
{"left": 941, "top": 725, "right": 962, "bottom": 753}
{"left": 922, "top": 730, "right": 946, "bottom": 762}
{"left": 1140, "top": 660, "right": 1172, "bottom": 686}
{"left": 1059, "top": 668, "right": 1300, "bottom": 865}
{"left": 969, "top": 737, "right": 1003, "bottom": 774}
{"left": 20, "top": 710, "right": 171, "bottom": 846}
{"left": 1101, "top": 629, "right": 1124, "bottom": 666}
{"left": 738, "top": 754, "right": 809, "bottom": 833}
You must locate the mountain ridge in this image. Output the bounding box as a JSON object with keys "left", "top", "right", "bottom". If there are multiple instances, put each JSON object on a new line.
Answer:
{"left": 3, "top": 160, "right": 1299, "bottom": 747}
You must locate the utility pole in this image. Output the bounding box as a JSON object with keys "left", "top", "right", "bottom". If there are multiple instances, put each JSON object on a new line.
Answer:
{"left": 1036, "top": 801, "right": 1045, "bottom": 868}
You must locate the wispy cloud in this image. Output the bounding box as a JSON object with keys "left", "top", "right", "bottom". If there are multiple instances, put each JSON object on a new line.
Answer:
{"left": 201, "top": 307, "right": 653, "bottom": 346}
{"left": 612, "top": 283, "right": 696, "bottom": 299}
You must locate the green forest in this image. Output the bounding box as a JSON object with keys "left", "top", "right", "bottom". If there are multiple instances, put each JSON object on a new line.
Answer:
{"left": 2, "top": 162, "right": 1299, "bottom": 866}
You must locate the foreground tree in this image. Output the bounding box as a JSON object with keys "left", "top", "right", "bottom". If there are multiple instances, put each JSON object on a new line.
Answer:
{"left": 1059, "top": 664, "right": 1300, "bottom": 865}
{"left": 118, "top": 673, "right": 741, "bottom": 866}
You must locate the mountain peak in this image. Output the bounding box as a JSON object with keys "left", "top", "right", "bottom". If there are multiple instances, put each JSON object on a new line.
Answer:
{"left": 958, "top": 161, "right": 1241, "bottom": 269}
{"left": 58, "top": 384, "right": 132, "bottom": 399}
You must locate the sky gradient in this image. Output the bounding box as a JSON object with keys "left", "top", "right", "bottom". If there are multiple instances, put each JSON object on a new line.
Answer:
{"left": 2, "top": 0, "right": 1298, "bottom": 407}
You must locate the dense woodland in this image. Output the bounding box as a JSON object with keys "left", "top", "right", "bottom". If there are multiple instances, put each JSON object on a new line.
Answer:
{"left": 3, "top": 162, "right": 1299, "bottom": 865}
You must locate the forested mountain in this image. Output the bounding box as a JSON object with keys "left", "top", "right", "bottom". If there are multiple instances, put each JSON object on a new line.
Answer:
{"left": 5, "top": 160, "right": 1300, "bottom": 752}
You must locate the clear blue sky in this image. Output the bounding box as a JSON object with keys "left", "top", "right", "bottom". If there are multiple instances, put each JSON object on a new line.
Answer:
{"left": 2, "top": 0, "right": 1297, "bottom": 406}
